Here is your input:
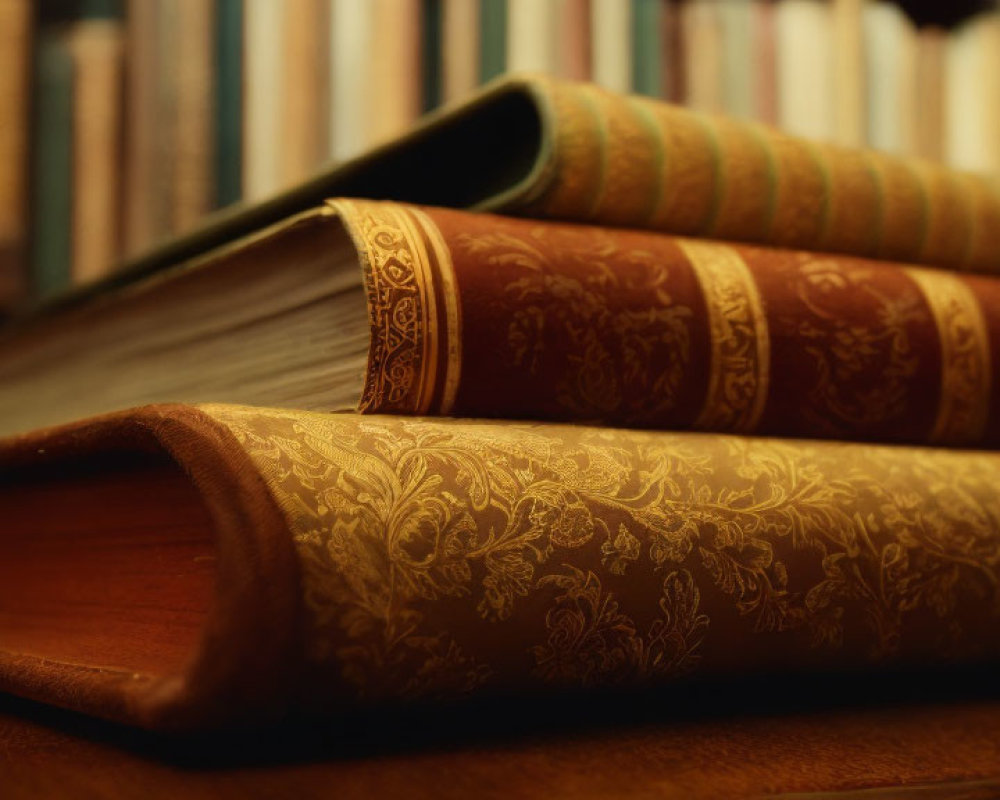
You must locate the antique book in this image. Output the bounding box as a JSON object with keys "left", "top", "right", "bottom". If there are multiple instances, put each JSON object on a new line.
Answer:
{"left": 863, "top": 0, "right": 918, "bottom": 157}
{"left": 3, "top": 198, "right": 1000, "bottom": 444}
{"left": 776, "top": 0, "right": 834, "bottom": 142}
{"left": 944, "top": 11, "right": 1000, "bottom": 174}
{"left": 3, "top": 402, "right": 1000, "bottom": 731}
{"left": 66, "top": 15, "right": 125, "bottom": 285}
{"left": 442, "top": 0, "right": 481, "bottom": 103}
{"left": 118, "top": 72, "right": 1000, "bottom": 285}
{"left": 30, "top": 29, "right": 74, "bottom": 299}
{"left": 0, "top": 0, "right": 30, "bottom": 312}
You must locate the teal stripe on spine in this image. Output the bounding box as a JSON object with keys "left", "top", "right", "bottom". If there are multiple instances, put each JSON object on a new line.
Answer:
{"left": 422, "top": 0, "right": 443, "bottom": 112}
{"left": 577, "top": 89, "right": 609, "bottom": 220}
{"left": 863, "top": 152, "right": 887, "bottom": 258}
{"left": 803, "top": 141, "right": 833, "bottom": 249}
{"left": 631, "top": 0, "right": 662, "bottom": 97}
{"left": 693, "top": 116, "right": 724, "bottom": 236}
{"left": 479, "top": 0, "right": 506, "bottom": 83}
{"left": 904, "top": 162, "right": 931, "bottom": 263}
{"left": 627, "top": 98, "right": 666, "bottom": 224}
{"left": 746, "top": 125, "right": 779, "bottom": 241}
{"left": 214, "top": 0, "right": 242, "bottom": 208}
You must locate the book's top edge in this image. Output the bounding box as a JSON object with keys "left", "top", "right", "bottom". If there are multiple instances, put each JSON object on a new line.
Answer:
{"left": 0, "top": 206, "right": 339, "bottom": 338}
{"left": 9, "top": 73, "right": 553, "bottom": 329}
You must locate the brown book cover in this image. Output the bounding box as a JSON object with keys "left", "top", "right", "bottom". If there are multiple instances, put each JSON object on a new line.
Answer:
{"left": 3, "top": 402, "right": 1000, "bottom": 730}
{"left": 3, "top": 199, "right": 999, "bottom": 446}
{"left": 105, "top": 74, "right": 1000, "bottom": 289}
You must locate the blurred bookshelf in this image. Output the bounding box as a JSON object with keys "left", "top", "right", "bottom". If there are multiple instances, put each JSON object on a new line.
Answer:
{"left": 0, "top": 0, "right": 996, "bottom": 315}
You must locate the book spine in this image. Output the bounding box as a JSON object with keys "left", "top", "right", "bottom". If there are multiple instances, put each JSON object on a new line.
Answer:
{"left": 832, "top": 0, "right": 864, "bottom": 146}
{"left": 333, "top": 198, "right": 1000, "bottom": 447}
{"left": 369, "top": 0, "right": 422, "bottom": 147}
{"left": 506, "top": 0, "right": 556, "bottom": 75}
{"left": 214, "top": 0, "right": 243, "bottom": 208}
{"left": 280, "top": 0, "right": 330, "bottom": 186}
{"left": 863, "top": 0, "right": 918, "bottom": 156}
{"left": 506, "top": 78, "right": 1000, "bottom": 273}
{"left": 242, "top": 0, "right": 284, "bottom": 200}
{"left": 172, "top": 0, "right": 216, "bottom": 232}
{"left": 944, "top": 12, "right": 1000, "bottom": 174}
{"left": 478, "top": 0, "right": 505, "bottom": 82}
{"left": 123, "top": 0, "right": 163, "bottom": 257}
{"left": 776, "top": 0, "right": 834, "bottom": 141}
{"left": 31, "top": 32, "right": 74, "bottom": 299}
{"left": 914, "top": 25, "right": 945, "bottom": 163}
{"left": 422, "top": 0, "right": 443, "bottom": 112}
{"left": 631, "top": 0, "right": 662, "bottom": 98}
{"left": 442, "top": 0, "right": 480, "bottom": 103}
{"left": 554, "top": 0, "right": 590, "bottom": 82}
{"left": 0, "top": 0, "right": 30, "bottom": 310}
{"left": 329, "top": 0, "right": 374, "bottom": 162}
{"left": 67, "top": 17, "right": 125, "bottom": 285}
{"left": 590, "top": 0, "right": 630, "bottom": 93}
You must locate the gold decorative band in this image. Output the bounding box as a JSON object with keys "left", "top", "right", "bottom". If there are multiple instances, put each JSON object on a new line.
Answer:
{"left": 410, "top": 206, "right": 463, "bottom": 414}
{"left": 678, "top": 239, "right": 770, "bottom": 432}
{"left": 328, "top": 199, "right": 462, "bottom": 416}
{"left": 906, "top": 267, "right": 991, "bottom": 444}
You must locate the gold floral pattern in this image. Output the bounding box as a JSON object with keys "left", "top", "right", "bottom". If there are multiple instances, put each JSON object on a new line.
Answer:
{"left": 330, "top": 199, "right": 462, "bottom": 415}
{"left": 907, "top": 267, "right": 991, "bottom": 444}
{"left": 452, "top": 225, "right": 695, "bottom": 423}
{"left": 788, "top": 256, "right": 926, "bottom": 434}
{"left": 677, "top": 239, "right": 770, "bottom": 432}
{"left": 203, "top": 405, "right": 1000, "bottom": 703}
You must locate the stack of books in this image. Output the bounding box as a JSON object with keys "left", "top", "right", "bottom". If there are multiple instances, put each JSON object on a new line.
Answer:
{"left": 2, "top": 75, "right": 1000, "bottom": 745}
{"left": 7, "top": 0, "right": 998, "bottom": 314}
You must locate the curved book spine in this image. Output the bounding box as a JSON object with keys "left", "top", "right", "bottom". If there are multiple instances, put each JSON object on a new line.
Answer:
{"left": 333, "top": 199, "right": 1000, "bottom": 447}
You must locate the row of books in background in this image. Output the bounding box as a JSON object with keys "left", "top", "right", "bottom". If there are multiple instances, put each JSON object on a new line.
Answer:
{"left": 0, "top": 0, "right": 995, "bottom": 312}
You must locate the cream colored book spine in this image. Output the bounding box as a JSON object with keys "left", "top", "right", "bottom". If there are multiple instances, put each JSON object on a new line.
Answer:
{"left": 173, "top": 0, "right": 215, "bottom": 232}
{"left": 67, "top": 19, "right": 124, "bottom": 285}
{"left": 442, "top": 0, "right": 480, "bottom": 103}
{"left": 682, "top": 0, "right": 723, "bottom": 113}
{"left": 944, "top": 11, "right": 1000, "bottom": 174}
{"left": 719, "top": 0, "right": 754, "bottom": 118}
{"left": 832, "top": 0, "right": 864, "bottom": 147}
{"left": 506, "top": 0, "right": 558, "bottom": 74}
{"left": 282, "top": 0, "right": 330, "bottom": 185}
{"left": 590, "top": 0, "right": 630, "bottom": 93}
{"left": 776, "top": 0, "right": 834, "bottom": 141}
{"left": 243, "top": 0, "right": 285, "bottom": 200}
{"left": 123, "top": 0, "right": 162, "bottom": 256}
{"left": 368, "top": 0, "right": 422, "bottom": 148}
{"left": 330, "top": 0, "right": 374, "bottom": 162}
{"left": 863, "top": 0, "right": 917, "bottom": 156}
{"left": 915, "top": 25, "right": 946, "bottom": 163}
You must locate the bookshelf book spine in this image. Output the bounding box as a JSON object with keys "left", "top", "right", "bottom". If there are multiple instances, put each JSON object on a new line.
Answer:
{"left": 0, "top": 0, "right": 30, "bottom": 310}
{"left": 214, "top": 0, "right": 243, "bottom": 208}
{"left": 31, "top": 32, "right": 74, "bottom": 299}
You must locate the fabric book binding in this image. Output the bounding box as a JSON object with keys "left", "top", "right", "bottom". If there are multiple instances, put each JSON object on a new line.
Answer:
{"left": 2, "top": 403, "right": 999, "bottom": 730}
{"left": 3, "top": 198, "right": 999, "bottom": 446}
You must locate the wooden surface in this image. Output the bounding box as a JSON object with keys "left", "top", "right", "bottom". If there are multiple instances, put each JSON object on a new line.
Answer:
{"left": 2, "top": 674, "right": 1000, "bottom": 799}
